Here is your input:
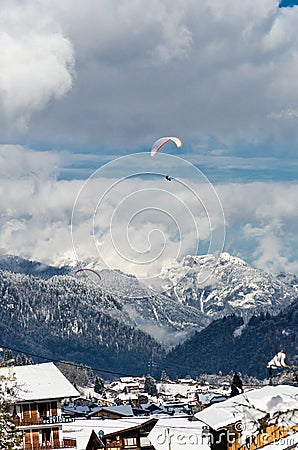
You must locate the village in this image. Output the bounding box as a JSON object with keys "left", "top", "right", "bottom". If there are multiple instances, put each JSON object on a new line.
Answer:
{"left": 1, "top": 360, "right": 298, "bottom": 450}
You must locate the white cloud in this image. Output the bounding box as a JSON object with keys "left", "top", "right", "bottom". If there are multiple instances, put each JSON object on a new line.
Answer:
{"left": 1, "top": 147, "right": 298, "bottom": 278}
{"left": 243, "top": 223, "right": 295, "bottom": 274}
{"left": 0, "top": 1, "right": 74, "bottom": 129}
{"left": 219, "top": 182, "right": 298, "bottom": 274}
{"left": 0, "top": 145, "right": 60, "bottom": 178}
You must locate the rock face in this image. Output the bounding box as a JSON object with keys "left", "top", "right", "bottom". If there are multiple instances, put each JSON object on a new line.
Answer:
{"left": 93, "top": 252, "right": 298, "bottom": 345}
{"left": 158, "top": 252, "right": 298, "bottom": 319}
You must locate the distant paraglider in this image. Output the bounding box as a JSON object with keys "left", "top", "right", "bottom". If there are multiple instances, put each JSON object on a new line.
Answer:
{"left": 151, "top": 136, "right": 182, "bottom": 181}
{"left": 75, "top": 268, "right": 102, "bottom": 280}
{"left": 150, "top": 136, "right": 182, "bottom": 157}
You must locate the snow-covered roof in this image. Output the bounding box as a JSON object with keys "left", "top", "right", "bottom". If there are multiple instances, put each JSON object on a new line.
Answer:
{"left": 63, "top": 417, "right": 155, "bottom": 449}
{"left": 148, "top": 417, "right": 210, "bottom": 450}
{"left": 64, "top": 427, "right": 95, "bottom": 450}
{"left": 0, "top": 363, "right": 79, "bottom": 402}
{"left": 88, "top": 404, "right": 134, "bottom": 417}
{"left": 177, "top": 378, "right": 196, "bottom": 384}
{"left": 157, "top": 382, "right": 196, "bottom": 396}
{"left": 195, "top": 385, "right": 298, "bottom": 431}
{"left": 117, "top": 392, "right": 138, "bottom": 401}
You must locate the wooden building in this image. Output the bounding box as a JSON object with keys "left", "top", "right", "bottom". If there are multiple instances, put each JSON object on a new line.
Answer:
{"left": 195, "top": 385, "right": 298, "bottom": 450}
{"left": 101, "top": 418, "right": 157, "bottom": 450}
{"left": 0, "top": 362, "right": 79, "bottom": 449}
{"left": 87, "top": 405, "right": 134, "bottom": 420}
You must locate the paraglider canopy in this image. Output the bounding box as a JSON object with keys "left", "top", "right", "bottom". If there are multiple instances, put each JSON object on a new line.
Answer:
{"left": 75, "top": 268, "right": 102, "bottom": 280}
{"left": 151, "top": 136, "right": 182, "bottom": 157}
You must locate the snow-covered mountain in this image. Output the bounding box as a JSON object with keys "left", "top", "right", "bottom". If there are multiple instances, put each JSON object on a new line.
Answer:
{"left": 0, "top": 252, "right": 297, "bottom": 348}
{"left": 73, "top": 252, "right": 298, "bottom": 334}
{"left": 0, "top": 254, "right": 70, "bottom": 278}
{"left": 0, "top": 269, "right": 166, "bottom": 375}
{"left": 157, "top": 252, "right": 298, "bottom": 320}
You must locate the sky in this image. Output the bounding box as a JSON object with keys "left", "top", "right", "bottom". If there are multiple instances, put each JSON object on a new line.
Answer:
{"left": 1, "top": 0, "right": 298, "bottom": 281}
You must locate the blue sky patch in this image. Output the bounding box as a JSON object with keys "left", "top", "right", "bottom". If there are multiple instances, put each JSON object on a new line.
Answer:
{"left": 279, "top": 0, "right": 298, "bottom": 7}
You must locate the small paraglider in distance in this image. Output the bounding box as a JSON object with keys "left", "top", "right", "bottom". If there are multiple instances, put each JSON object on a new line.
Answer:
{"left": 75, "top": 268, "right": 102, "bottom": 280}
{"left": 150, "top": 136, "right": 183, "bottom": 157}
{"left": 151, "top": 136, "right": 182, "bottom": 182}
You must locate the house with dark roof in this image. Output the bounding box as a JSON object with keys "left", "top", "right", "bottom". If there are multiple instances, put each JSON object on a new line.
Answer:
{"left": 100, "top": 417, "right": 157, "bottom": 450}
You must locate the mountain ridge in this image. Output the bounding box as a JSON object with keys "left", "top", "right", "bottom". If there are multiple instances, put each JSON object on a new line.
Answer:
{"left": 0, "top": 252, "right": 297, "bottom": 378}
{"left": 1, "top": 252, "right": 297, "bottom": 345}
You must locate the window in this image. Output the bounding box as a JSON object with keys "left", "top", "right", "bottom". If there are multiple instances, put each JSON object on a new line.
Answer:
{"left": 124, "top": 437, "right": 137, "bottom": 447}
{"left": 38, "top": 403, "right": 48, "bottom": 417}
{"left": 41, "top": 429, "right": 51, "bottom": 447}
{"left": 140, "top": 436, "right": 151, "bottom": 446}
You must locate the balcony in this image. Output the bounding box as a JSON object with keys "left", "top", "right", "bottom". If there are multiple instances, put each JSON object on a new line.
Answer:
{"left": 23, "top": 439, "right": 76, "bottom": 449}
{"left": 14, "top": 415, "right": 75, "bottom": 427}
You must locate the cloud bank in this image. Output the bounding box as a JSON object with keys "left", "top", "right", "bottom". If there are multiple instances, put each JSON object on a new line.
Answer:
{"left": 0, "top": 146, "right": 297, "bottom": 277}
{"left": 0, "top": 2, "right": 298, "bottom": 278}
{"left": 0, "top": 0, "right": 297, "bottom": 151}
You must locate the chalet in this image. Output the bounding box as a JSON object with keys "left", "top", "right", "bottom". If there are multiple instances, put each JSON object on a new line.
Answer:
{"left": 85, "top": 430, "right": 103, "bottom": 450}
{"left": 148, "top": 416, "right": 210, "bottom": 450}
{"left": 137, "top": 394, "right": 149, "bottom": 405}
{"left": 100, "top": 417, "right": 157, "bottom": 450}
{"left": 194, "top": 385, "right": 298, "bottom": 450}
{"left": 156, "top": 391, "right": 173, "bottom": 402}
{"left": 115, "top": 392, "right": 139, "bottom": 406}
{"left": 140, "top": 403, "right": 166, "bottom": 415}
{"left": 108, "top": 377, "right": 145, "bottom": 395}
{"left": 87, "top": 405, "right": 134, "bottom": 419}
{"left": 63, "top": 425, "right": 103, "bottom": 450}
{"left": 62, "top": 417, "right": 158, "bottom": 450}
{"left": 0, "top": 362, "right": 79, "bottom": 450}
{"left": 75, "top": 388, "right": 113, "bottom": 405}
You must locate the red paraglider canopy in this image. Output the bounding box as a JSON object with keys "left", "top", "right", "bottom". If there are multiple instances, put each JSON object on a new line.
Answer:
{"left": 151, "top": 136, "right": 182, "bottom": 157}
{"left": 75, "top": 268, "right": 101, "bottom": 280}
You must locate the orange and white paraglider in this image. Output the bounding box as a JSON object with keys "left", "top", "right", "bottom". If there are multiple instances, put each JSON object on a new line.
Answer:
{"left": 150, "top": 136, "right": 182, "bottom": 181}
{"left": 150, "top": 136, "right": 182, "bottom": 157}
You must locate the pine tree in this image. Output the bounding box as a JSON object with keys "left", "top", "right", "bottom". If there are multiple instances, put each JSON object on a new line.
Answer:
{"left": 94, "top": 376, "right": 105, "bottom": 394}
{"left": 230, "top": 372, "right": 243, "bottom": 397}
{"left": 144, "top": 375, "right": 157, "bottom": 396}
{"left": 0, "top": 375, "right": 23, "bottom": 449}
{"left": 3, "top": 350, "right": 13, "bottom": 365}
